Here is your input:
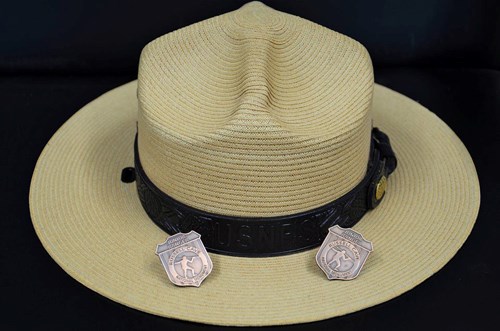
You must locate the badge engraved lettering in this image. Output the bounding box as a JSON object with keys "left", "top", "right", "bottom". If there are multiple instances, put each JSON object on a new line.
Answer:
{"left": 156, "top": 231, "right": 213, "bottom": 287}
{"left": 316, "top": 225, "right": 373, "bottom": 280}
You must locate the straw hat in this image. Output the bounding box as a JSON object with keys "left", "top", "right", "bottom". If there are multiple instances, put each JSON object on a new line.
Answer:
{"left": 29, "top": 1, "right": 480, "bottom": 326}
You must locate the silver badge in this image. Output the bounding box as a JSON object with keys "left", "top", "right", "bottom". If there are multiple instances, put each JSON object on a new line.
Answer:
{"left": 156, "top": 231, "right": 213, "bottom": 287}
{"left": 316, "top": 225, "right": 373, "bottom": 280}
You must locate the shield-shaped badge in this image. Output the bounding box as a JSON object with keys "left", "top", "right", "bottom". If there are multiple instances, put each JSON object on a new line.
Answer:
{"left": 156, "top": 231, "right": 213, "bottom": 287}
{"left": 316, "top": 225, "right": 373, "bottom": 280}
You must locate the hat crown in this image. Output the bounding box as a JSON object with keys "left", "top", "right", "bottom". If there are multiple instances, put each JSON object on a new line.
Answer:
{"left": 137, "top": 1, "right": 374, "bottom": 217}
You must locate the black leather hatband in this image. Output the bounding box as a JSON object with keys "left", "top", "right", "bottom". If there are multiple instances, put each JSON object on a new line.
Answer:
{"left": 133, "top": 128, "right": 396, "bottom": 257}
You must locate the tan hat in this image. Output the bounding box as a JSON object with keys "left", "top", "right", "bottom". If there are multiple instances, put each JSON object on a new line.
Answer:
{"left": 29, "top": 1, "right": 480, "bottom": 326}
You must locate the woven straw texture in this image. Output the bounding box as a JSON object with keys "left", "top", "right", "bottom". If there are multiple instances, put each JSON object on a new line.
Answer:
{"left": 29, "top": 82, "right": 480, "bottom": 326}
{"left": 137, "top": 1, "right": 373, "bottom": 217}
{"left": 29, "top": 2, "right": 480, "bottom": 327}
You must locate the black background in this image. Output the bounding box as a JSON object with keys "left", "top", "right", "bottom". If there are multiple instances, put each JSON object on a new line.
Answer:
{"left": 2, "top": 1, "right": 499, "bottom": 330}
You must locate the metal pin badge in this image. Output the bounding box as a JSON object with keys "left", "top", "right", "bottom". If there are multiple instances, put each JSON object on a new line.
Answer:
{"left": 316, "top": 225, "right": 373, "bottom": 280}
{"left": 156, "top": 231, "right": 213, "bottom": 287}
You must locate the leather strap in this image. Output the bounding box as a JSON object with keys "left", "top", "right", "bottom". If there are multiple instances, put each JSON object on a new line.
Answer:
{"left": 133, "top": 128, "right": 396, "bottom": 257}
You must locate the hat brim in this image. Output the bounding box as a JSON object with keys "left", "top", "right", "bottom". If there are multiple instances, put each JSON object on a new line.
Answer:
{"left": 29, "top": 81, "right": 480, "bottom": 326}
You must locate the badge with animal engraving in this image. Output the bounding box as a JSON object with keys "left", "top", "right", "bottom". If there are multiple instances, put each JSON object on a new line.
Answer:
{"left": 316, "top": 225, "right": 373, "bottom": 280}
{"left": 156, "top": 231, "right": 213, "bottom": 287}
